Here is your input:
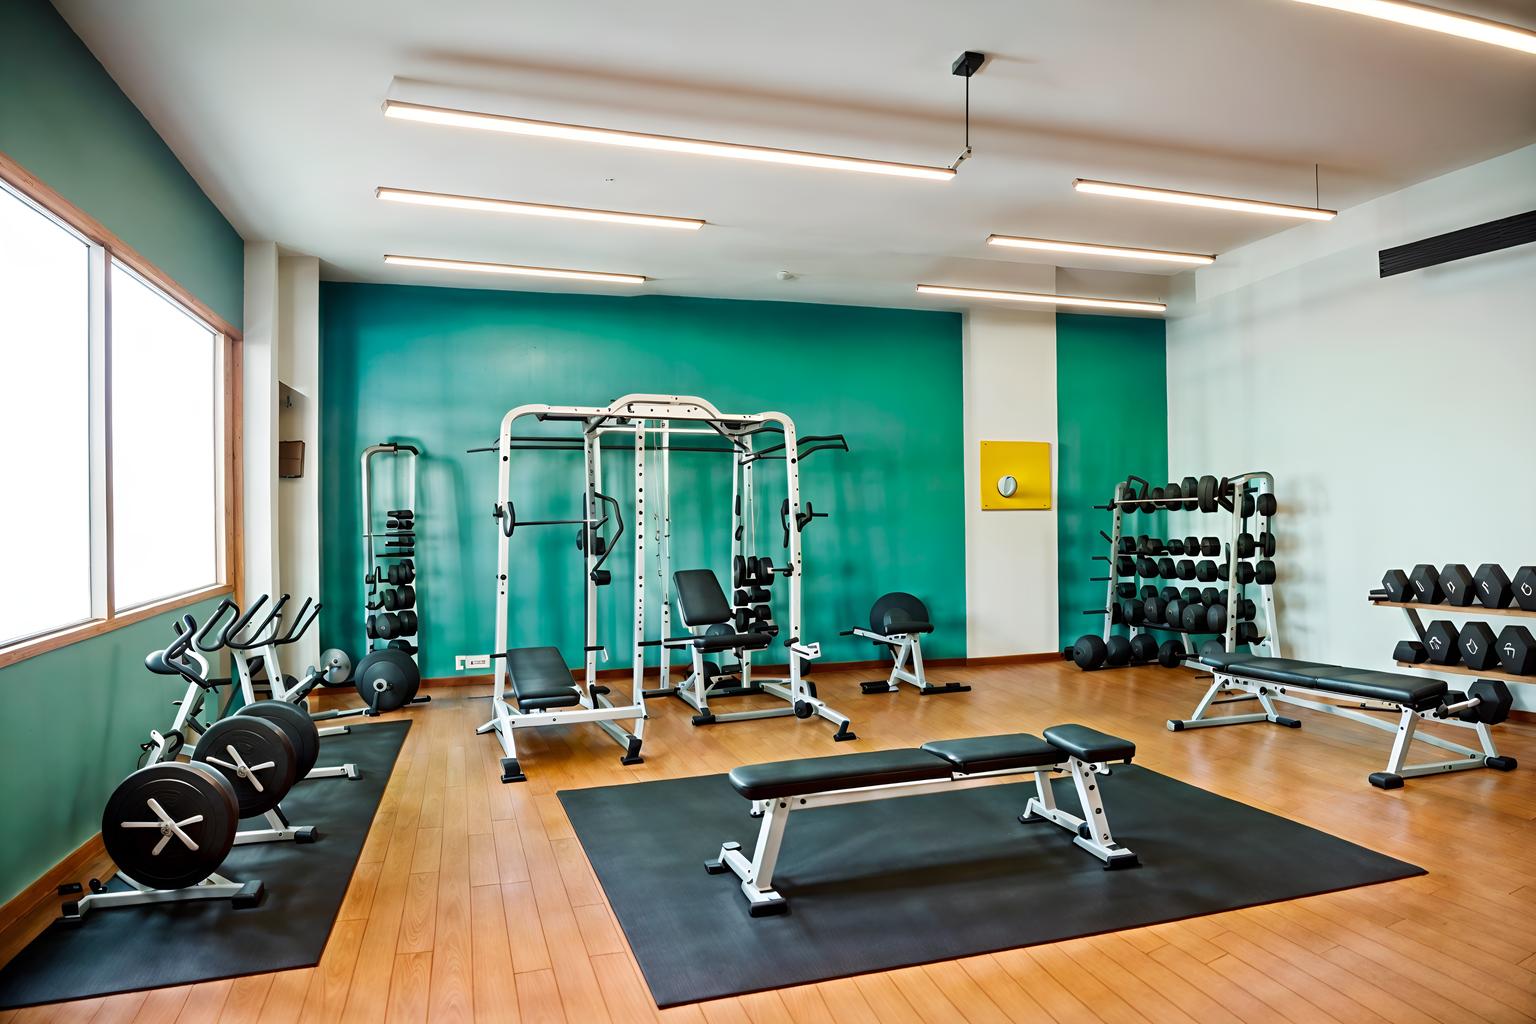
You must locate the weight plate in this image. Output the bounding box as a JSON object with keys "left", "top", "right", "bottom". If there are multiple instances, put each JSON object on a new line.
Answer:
{"left": 103, "top": 761, "right": 238, "bottom": 891}
{"left": 1130, "top": 634, "right": 1159, "bottom": 663}
{"left": 1157, "top": 639, "right": 1185, "bottom": 667}
{"left": 1104, "top": 635, "right": 1132, "bottom": 666}
{"left": 1257, "top": 493, "right": 1277, "bottom": 517}
{"left": 1182, "top": 603, "right": 1205, "bottom": 632}
{"left": 192, "top": 715, "right": 297, "bottom": 817}
{"left": 1197, "top": 475, "right": 1218, "bottom": 513}
{"left": 241, "top": 699, "right": 321, "bottom": 780}
{"left": 319, "top": 648, "right": 352, "bottom": 687}
{"left": 355, "top": 648, "right": 422, "bottom": 713}
{"left": 1180, "top": 477, "right": 1199, "bottom": 512}
{"left": 1071, "top": 634, "right": 1107, "bottom": 670}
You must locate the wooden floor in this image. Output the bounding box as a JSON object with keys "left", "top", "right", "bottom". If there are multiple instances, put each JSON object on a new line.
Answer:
{"left": 4, "top": 660, "right": 1536, "bottom": 1023}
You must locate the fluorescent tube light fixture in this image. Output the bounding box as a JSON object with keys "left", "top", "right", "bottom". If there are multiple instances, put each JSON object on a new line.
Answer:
{"left": 382, "top": 100, "right": 957, "bottom": 181}
{"left": 916, "top": 284, "right": 1166, "bottom": 313}
{"left": 1073, "top": 179, "right": 1337, "bottom": 221}
{"left": 1293, "top": 0, "right": 1536, "bottom": 54}
{"left": 384, "top": 254, "right": 646, "bottom": 285}
{"left": 376, "top": 187, "right": 704, "bottom": 230}
{"left": 986, "top": 234, "right": 1215, "bottom": 266}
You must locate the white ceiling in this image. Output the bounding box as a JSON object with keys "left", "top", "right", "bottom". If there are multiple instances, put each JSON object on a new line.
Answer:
{"left": 53, "top": 0, "right": 1536, "bottom": 313}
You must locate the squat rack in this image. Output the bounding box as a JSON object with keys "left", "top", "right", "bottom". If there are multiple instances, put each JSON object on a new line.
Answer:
{"left": 477, "top": 393, "right": 852, "bottom": 763}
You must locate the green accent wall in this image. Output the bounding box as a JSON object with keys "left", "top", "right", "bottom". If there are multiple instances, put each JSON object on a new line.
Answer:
{"left": 0, "top": 0, "right": 243, "bottom": 905}
{"left": 0, "top": 0, "right": 243, "bottom": 327}
{"left": 319, "top": 283, "right": 965, "bottom": 678}
{"left": 1056, "top": 313, "right": 1168, "bottom": 649}
{"left": 0, "top": 600, "right": 225, "bottom": 906}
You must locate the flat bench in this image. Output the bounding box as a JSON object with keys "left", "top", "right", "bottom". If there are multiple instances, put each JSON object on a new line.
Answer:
{"left": 1170, "top": 651, "right": 1517, "bottom": 789}
{"left": 705, "top": 725, "right": 1139, "bottom": 916}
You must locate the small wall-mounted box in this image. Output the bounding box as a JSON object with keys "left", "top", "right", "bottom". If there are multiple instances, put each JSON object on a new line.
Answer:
{"left": 979, "top": 440, "right": 1051, "bottom": 510}
{"left": 279, "top": 440, "right": 305, "bottom": 479}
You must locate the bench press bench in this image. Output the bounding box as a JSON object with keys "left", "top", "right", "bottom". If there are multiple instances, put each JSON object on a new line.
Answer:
{"left": 1169, "top": 650, "right": 1517, "bottom": 789}
{"left": 705, "top": 725, "right": 1139, "bottom": 915}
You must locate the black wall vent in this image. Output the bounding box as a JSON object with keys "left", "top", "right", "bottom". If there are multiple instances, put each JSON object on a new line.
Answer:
{"left": 1379, "top": 209, "right": 1536, "bottom": 278}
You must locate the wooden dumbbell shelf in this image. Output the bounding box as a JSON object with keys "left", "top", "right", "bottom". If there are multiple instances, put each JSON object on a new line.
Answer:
{"left": 1371, "top": 595, "right": 1534, "bottom": 686}
{"left": 1370, "top": 599, "right": 1536, "bottom": 620}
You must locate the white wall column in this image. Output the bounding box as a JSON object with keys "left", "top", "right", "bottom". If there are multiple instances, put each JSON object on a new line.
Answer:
{"left": 962, "top": 289, "right": 1059, "bottom": 657}
{"left": 242, "top": 241, "right": 279, "bottom": 603}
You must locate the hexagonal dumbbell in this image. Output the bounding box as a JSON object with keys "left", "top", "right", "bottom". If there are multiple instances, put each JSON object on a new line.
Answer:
{"left": 1456, "top": 621, "right": 1498, "bottom": 671}
{"left": 1514, "top": 566, "right": 1536, "bottom": 611}
{"left": 1439, "top": 564, "right": 1474, "bottom": 606}
{"left": 1495, "top": 624, "right": 1536, "bottom": 675}
{"left": 1381, "top": 569, "right": 1411, "bottom": 602}
{"left": 1408, "top": 564, "right": 1442, "bottom": 604}
{"left": 1422, "top": 620, "right": 1460, "bottom": 665}
{"left": 1473, "top": 564, "right": 1511, "bottom": 608}
{"left": 1467, "top": 679, "right": 1514, "bottom": 725}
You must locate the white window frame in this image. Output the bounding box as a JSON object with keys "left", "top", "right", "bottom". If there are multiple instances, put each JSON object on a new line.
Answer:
{"left": 0, "top": 152, "right": 242, "bottom": 669}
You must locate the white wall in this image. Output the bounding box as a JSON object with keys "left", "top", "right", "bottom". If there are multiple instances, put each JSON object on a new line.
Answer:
{"left": 244, "top": 245, "right": 323, "bottom": 672}
{"left": 962, "top": 284, "right": 1059, "bottom": 657}
{"left": 1167, "top": 144, "right": 1536, "bottom": 708}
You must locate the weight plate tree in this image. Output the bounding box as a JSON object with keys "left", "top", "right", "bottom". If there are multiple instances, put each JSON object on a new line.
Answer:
{"left": 361, "top": 442, "right": 424, "bottom": 709}
{"left": 1070, "top": 471, "right": 1283, "bottom": 671}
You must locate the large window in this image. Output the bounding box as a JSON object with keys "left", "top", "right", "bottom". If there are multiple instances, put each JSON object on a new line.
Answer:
{"left": 0, "top": 170, "right": 237, "bottom": 661}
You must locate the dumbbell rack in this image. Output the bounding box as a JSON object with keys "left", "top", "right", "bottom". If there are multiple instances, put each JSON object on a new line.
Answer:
{"left": 1090, "top": 472, "right": 1283, "bottom": 662}
{"left": 1370, "top": 598, "right": 1536, "bottom": 685}
{"left": 362, "top": 442, "right": 420, "bottom": 667}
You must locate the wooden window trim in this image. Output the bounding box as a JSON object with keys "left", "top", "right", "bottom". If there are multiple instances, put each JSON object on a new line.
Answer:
{"left": 0, "top": 149, "right": 243, "bottom": 670}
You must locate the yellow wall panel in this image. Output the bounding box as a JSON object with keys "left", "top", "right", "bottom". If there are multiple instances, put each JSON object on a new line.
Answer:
{"left": 979, "top": 440, "right": 1051, "bottom": 510}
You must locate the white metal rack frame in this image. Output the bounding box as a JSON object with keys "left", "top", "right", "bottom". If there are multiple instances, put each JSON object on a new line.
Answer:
{"left": 361, "top": 443, "right": 421, "bottom": 667}
{"left": 1091, "top": 471, "right": 1282, "bottom": 660}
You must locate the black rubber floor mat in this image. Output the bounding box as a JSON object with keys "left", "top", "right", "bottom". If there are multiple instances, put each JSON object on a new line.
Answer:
{"left": 0, "top": 720, "right": 410, "bottom": 1009}
{"left": 559, "top": 764, "right": 1424, "bottom": 1006}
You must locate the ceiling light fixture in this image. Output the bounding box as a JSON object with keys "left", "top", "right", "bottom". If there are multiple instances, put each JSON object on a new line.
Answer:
{"left": 1073, "top": 179, "right": 1337, "bottom": 221}
{"left": 1292, "top": 0, "right": 1536, "bottom": 55}
{"left": 916, "top": 284, "right": 1166, "bottom": 313}
{"left": 376, "top": 187, "right": 704, "bottom": 230}
{"left": 384, "top": 254, "right": 646, "bottom": 284}
{"left": 986, "top": 234, "right": 1215, "bottom": 265}
{"left": 383, "top": 100, "right": 957, "bottom": 181}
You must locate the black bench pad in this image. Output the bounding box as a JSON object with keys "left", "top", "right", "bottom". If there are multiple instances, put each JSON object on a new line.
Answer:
{"left": 921, "top": 734, "right": 1059, "bottom": 774}
{"left": 693, "top": 631, "right": 771, "bottom": 653}
{"left": 728, "top": 749, "right": 951, "bottom": 801}
{"left": 1043, "top": 724, "right": 1136, "bottom": 763}
{"left": 882, "top": 616, "right": 934, "bottom": 636}
{"left": 1199, "top": 652, "right": 1447, "bottom": 710}
{"left": 506, "top": 646, "right": 581, "bottom": 710}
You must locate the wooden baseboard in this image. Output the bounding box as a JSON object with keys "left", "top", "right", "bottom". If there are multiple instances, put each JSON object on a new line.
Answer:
{"left": 0, "top": 834, "right": 110, "bottom": 968}
{"left": 421, "top": 651, "right": 1061, "bottom": 689}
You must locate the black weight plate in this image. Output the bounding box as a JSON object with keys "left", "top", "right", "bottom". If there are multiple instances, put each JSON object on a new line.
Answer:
{"left": 1195, "top": 560, "right": 1217, "bottom": 583}
{"left": 1105, "top": 635, "right": 1132, "bottom": 666}
{"left": 1164, "top": 599, "right": 1185, "bottom": 628}
{"left": 241, "top": 699, "right": 321, "bottom": 780}
{"left": 870, "top": 592, "right": 928, "bottom": 635}
{"left": 1130, "top": 634, "right": 1159, "bottom": 663}
{"left": 1236, "top": 534, "right": 1256, "bottom": 559}
{"left": 1115, "top": 582, "right": 1136, "bottom": 600}
{"left": 1197, "top": 475, "right": 1218, "bottom": 513}
{"left": 1206, "top": 603, "right": 1227, "bottom": 633}
{"left": 1241, "top": 493, "right": 1255, "bottom": 518}
{"left": 1157, "top": 557, "right": 1176, "bottom": 579}
{"left": 1236, "top": 562, "right": 1256, "bottom": 585}
{"left": 355, "top": 648, "right": 422, "bottom": 712}
{"left": 1180, "top": 477, "right": 1199, "bottom": 512}
{"left": 1260, "top": 532, "right": 1276, "bottom": 558}
{"left": 1201, "top": 587, "right": 1221, "bottom": 607}
{"left": 1257, "top": 493, "right": 1277, "bottom": 517}
{"left": 1143, "top": 597, "right": 1164, "bottom": 624}
{"left": 1157, "top": 638, "right": 1186, "bottom": 667}
{"left": 192, "top": 715, "right": 297, "bottom": 817}
{"left": 1072, "top": 634, "right": 1107, "bottom": 670}
{"left": 1117, "top": 556, "right": 1136, "bottom": 577}
{"left": 1176, "top": 559, "right": 1196, "bottom": 580}
{"left": 1184, "top": 536, "right": 1200, "bottom": 557}
{"left": 1180, "top": 587, "right": 1201, "bottom": 605}
{"left": 1120, "top": 599, "right": 1144, "bottom": 626}
{"left": 1200, "top": 537, "right": 1220, "bottom": 557}
{"left": 1182, "top": 603, "right": 1205, "bottom": 632}
{"left": 1255, "top": 560, "right": 1276, "bottom": 585}
{"left": 1159, "top": 586, "right": 1179, "bottom": 603}
{"left": 103, "top": 761, "right": 238, "bottom": 891}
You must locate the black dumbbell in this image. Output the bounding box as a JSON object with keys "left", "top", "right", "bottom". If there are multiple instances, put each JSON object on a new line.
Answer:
{"left": 1176, "top": 560, "right": 1196, "bottom": 580}
{"left": 1164, "top": 598, "right": 1185, "bottom": 628}
{"left": 1071, "top": 635, "right": 1107, "bottom": 670}
{"left": 1158, "top": 557, "right": 1177, "bottom": 579}
{"left": 1200, "top": 537, "right": 1220, "bottom": 557}
{"left": 1440, "top": 564, "right": 1475, "bottom": 607}
{"left": 1514, "top": 566, "right": 1536, "bottom": 611}
{"left": 1157, "top": 638, "right": 1186, "bottom": 667}
{"left": 1495, "top": 625, "right": 1535, "bottom": 675}
{"left": 1195, "top": 560, "right": 1217, "bottom": 583}
{"left": 1236, "top": 533, "right": 1257, "bottom": 559}
{"left": 1423, "top": 620, "right": 1459, "bottom": 664}
{"left": 1181, "top": 603, "right": 1205, "bottom": 632}
{"left": 1256, "top": 493, "right": 1277, "bottom": 517}
{"left": 1201, "top": 587, "right": 1221, "bottom": 607}
{"left": 1143, "top": 597, "right": 1165, "bottom": 625}
{"left": 1105, "top": 635, "right": 1133, "bottom": 667}
{"left": 1255, "top": 560, "right": 1276, "bottom": 585}
{"left": 1206, "top": 603, "right": 1227, "bottom": 634}
{"left": 1409, "top": 564, "right": 1443, "bottom": 604}
{"left": 1457, "top": 621, "right": 1498, "bottom": 670}
{"left": 1393, "top": 639, "right": 1427, "bottom": 664}
{"left": 1159, "top": 586, "right": 1179, "bottom": 603}
{"left": 1381, "top": 569, "right": 1411, "bottom": 603}
{"left": 1166, "top": 538, "right": 1186, "bottom": 556}
{"left": 1473, "top": 564, "right": 1512, "bottom": 608}
{"left": 1130, "top": 634, "right": 1159, "bottom": 664}
{"left": 397, "top": 609, "right": 418, "bottom": 635}
{"left": 1115, "top": 582, "right": 1137, "bottom": 600}
{"left": 1180, "top": 587, "right": 1201, "bottom": 605}
{"left": 1142, "top": 585, "right": 1160, "bottom": 601}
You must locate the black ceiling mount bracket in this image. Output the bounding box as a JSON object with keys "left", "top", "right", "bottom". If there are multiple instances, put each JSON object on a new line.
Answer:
{"left": 949, "top": 52, "right": 985, "bottom": 170}
{"left": 951, "top": 51, "right": 986, "bottom": 78}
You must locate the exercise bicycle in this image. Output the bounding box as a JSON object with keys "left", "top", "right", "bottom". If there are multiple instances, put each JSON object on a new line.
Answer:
{"left": 62, "top": 615, "right": 318, "bottom": 919}
{"left": 203, "top": 594, "right": 361, "bottom": 780}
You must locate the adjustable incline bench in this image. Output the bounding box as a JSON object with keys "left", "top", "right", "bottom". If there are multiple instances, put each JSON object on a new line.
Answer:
{"left": 706, "top": 725, "right": 1138, "bottom": 915}
{"left": 478, "top": 646, "right": 644, "bottom": 782}
{"left": 1170, "top": 650, "right": 1517, "bottom": 789}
